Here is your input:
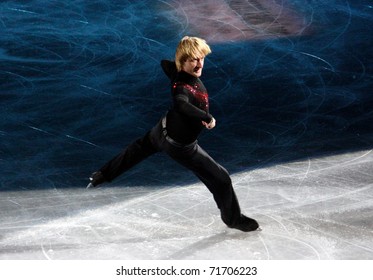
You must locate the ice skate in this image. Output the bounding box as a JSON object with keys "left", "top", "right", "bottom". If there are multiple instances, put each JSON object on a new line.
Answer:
{"left": 229, "top": 215, "right": 259, "bottom": 232}
{"left": 86, "top": 171, "right": 105, "bottom": 189}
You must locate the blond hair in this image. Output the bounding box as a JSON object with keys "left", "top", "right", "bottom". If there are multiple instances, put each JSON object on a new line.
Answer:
{"left": 175, "top": 36, "right": 212, "bottom": 72}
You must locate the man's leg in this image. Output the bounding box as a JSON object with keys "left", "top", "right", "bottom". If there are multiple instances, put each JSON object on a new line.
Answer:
{"left": 88, "top": 131, "right": 157, "bottom": 187}
{"left": 167, "top": 143, "right": 259, "bottom": 231}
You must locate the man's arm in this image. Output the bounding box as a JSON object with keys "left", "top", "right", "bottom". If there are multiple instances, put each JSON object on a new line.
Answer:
{"left": 173, "top": 93, "right": 213, "bottom": 123}
{"left": 161, "top": 60, "right": 177, "bottom": 81}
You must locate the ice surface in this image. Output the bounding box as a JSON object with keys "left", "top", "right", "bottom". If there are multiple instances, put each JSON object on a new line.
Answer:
{"left": 1, "top": 149, "right": 372, "bottom": 259}
{"left": 1, "top": 0, "right": 372, "bottom": 259}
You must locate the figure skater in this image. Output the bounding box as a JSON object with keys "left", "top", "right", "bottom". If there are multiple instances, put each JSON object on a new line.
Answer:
{"left": 87, "top": 36, "right": 259, "bottom": 232}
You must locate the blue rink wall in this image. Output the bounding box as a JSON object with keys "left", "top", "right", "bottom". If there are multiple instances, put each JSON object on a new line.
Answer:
{"left": 1, "top": 0, "right": 373, "bottom": 191}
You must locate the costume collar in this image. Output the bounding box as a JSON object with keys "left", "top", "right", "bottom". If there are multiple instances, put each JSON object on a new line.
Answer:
{"left": 177, "top": 71, "right": 199, "bottom": 84}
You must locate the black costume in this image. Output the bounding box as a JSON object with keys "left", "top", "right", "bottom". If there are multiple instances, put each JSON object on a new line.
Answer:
{"left": 93, "top": 60, "right": 259, "bottom": 232}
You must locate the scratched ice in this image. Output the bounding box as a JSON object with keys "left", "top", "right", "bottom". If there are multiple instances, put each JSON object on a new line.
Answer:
{"left": 0, "top": 0, "right": 372, "bottom": 259}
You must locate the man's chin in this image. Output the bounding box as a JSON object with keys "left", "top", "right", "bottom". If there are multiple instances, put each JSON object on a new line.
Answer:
{"left": 193, "top": 70, "right": 202, "bottom": 77}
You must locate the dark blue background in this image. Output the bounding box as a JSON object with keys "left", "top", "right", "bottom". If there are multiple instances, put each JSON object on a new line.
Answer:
{"left": 1, "top": 0, "right": 372, "bottom": 190}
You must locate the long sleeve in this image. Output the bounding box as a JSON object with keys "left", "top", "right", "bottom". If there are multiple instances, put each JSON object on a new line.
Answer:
{"left": 173, "top": 88, "right": 213, "bottom": 123}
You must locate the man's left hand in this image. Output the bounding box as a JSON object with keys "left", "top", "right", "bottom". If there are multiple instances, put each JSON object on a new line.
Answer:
{"left": 202, "top": 117, "right": 216, "bottom": 129}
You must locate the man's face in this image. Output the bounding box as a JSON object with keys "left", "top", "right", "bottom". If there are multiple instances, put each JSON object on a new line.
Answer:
{"left": 181, "top": 54, "right": 205, "bottom": 78}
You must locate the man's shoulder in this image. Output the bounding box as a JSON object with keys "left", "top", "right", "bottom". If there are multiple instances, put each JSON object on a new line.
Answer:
{"left": 173, "top": 81, "right": 194, "bottom": 92}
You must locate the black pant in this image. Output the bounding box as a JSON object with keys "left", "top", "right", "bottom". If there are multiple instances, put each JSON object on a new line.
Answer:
{"left": 99, "top": 118, "right": 242, "bottom": 227}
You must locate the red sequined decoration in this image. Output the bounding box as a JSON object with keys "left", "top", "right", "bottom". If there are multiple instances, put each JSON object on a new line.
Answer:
{"left": 173, "top": 82, "right": 209, "bottom": 111}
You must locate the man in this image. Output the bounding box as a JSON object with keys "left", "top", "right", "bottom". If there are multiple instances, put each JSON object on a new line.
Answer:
{"left": 87, "top": 36, "right": 259, "bottom": 232}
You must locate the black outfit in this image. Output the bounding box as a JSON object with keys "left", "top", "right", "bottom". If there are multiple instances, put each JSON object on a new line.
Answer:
{"left": 95, "top": 60, "right": 258, "bottom": 231}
